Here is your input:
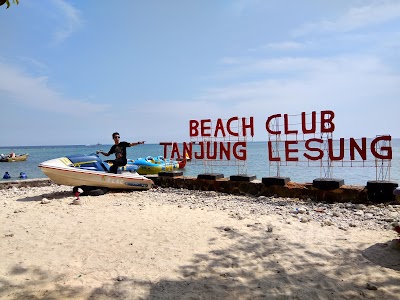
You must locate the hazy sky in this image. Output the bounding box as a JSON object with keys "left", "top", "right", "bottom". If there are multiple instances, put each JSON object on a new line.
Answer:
{"left": 1, "top": 0, "right": 399, "bottom": 146}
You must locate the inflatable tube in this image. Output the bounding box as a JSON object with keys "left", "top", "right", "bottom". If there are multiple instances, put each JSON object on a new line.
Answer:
{"left": 126, "top": 154, "right": 186, "bottom": 175}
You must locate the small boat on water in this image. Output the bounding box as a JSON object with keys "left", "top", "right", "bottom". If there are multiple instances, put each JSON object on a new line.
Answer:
{"left": 113, "top": 155, "right": 187, "bottom": 175}
{"left": 38, "top": 153, "right": 153, "bottom": 190}
{"left": 0, "top": 153, "right": 29, "bottom": 162}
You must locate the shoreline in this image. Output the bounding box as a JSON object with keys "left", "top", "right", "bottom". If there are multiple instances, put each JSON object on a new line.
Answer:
{"left": 1, "top": 177, "right": 399, "bottom": 204}
{"left": 1, "top": 184, "right": 400, "bottom": 299}
{"left": 1, "top": 182, "right": 399, "bottom": 231}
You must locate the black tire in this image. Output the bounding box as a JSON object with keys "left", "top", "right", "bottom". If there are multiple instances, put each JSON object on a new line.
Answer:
{"left": 74, "top": 186, "right": 108, "bottom": 196}
{"left": 87, "top": 189, "right": 106, "bottom": 196}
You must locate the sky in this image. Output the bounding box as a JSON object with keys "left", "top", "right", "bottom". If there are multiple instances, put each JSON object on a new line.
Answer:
{"left": 0, "top": 0, "right": 399, "bottom": 146}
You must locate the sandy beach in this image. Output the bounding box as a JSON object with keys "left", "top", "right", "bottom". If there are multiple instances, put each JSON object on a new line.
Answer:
{"left": 1, "top": 184, "right": 400, "bottom": 299}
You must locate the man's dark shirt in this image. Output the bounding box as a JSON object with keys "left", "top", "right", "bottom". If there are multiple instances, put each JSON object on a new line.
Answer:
{"left": 108, "top": 141, "right": 130, "bottom": 160}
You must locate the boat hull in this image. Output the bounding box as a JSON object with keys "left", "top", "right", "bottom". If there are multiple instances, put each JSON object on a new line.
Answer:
{"left": 39, "top": 157, "right": 153, "bottom": 190}
{"left": 0, "top": 154, "right": 29, "bottom": 162}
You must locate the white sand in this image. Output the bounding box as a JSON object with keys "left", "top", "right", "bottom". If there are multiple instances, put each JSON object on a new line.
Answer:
{"left": 1, "top": 184, "right": 399, "bottom": 299}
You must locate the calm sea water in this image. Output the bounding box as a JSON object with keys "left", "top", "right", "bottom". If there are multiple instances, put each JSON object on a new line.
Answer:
{"left": 0, "top": 140, "right": 399, "bottom": 186}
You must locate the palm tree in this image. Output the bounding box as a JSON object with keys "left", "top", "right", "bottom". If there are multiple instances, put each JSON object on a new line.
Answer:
{"left": 0, "top": 0, "right": 19, "bottom": 9}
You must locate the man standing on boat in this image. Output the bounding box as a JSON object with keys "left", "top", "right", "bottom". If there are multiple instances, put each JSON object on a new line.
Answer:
{"left": 97, "top": 132, "right": 144, "bottom": 174}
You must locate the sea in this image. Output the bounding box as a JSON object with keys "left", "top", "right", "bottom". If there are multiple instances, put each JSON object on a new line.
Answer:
{"left": 0, "top": 140, "right": 399, "bottom": 186}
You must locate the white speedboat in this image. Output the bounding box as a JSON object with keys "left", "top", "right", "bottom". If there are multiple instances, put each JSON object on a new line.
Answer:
{"left": 38, "top": 154, "right": 153, "bottom": 190}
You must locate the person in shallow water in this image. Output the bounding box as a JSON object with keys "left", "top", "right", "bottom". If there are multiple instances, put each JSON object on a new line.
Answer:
{"left": 97, "top": 132, "right": 144, "bottom": 174}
